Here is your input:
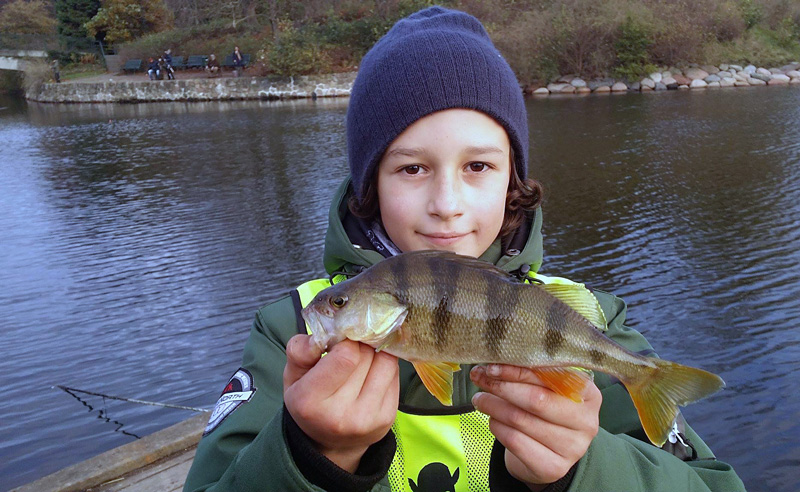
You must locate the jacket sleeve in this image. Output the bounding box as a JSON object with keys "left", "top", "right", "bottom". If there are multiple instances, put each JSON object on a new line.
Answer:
{"left": 569, "top": 290, "right": 746, "bottom": 491}
{"left": 183, "top": 295, "right": 330, "bottom": 492}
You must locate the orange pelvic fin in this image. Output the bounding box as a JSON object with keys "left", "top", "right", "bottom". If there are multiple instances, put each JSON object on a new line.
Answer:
{"left": 412, "top": 361, "right": 461, "bottom": 406}
{"left": 530, "top": 367, "right": 594, "bottom": 403}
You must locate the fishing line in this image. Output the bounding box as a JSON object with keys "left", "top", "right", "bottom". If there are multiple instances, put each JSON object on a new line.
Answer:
{"left": 58, "top": 386, "right": 141, "bottom": 439}
{"left": 55, "top": 385, "right": 210, "bottom": 413}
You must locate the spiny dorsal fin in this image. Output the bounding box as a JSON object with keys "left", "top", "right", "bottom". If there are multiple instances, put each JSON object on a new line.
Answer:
{"left": 411, "top": 360, "right": 461, "bottom": 406}
{"left": 400, "top": 250, "right": 513, "bottom": 281}
{"left": 538, "top": 283, "right": 607, "bottom": 331}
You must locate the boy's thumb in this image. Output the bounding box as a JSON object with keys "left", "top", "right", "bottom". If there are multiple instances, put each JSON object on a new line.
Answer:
{"left": 284, "top": 334, "right": 323, "bottom": 388}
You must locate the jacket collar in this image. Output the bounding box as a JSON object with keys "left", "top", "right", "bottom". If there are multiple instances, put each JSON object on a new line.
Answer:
{"left": 322, "top": 177, "right": 543, "bottom": 275}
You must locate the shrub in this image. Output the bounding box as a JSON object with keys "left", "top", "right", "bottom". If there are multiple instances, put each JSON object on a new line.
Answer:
{"left": 713, "top": 1, "right": 747, "bottom": 41}
{"left": 612, "top": 15, "right": 654, "bottom": 79}
{"left": 265, "top": 21, "right": 331, "bottom": 76}
{"left": 740, "top": 0, "right": 763, "bottom": 29}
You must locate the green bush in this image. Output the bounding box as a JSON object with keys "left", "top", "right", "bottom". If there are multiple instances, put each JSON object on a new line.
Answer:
{"left": 265, "top": 22, "right": 330, "bottom": 76}
{"left": 740, "top": 0, "right": 763, "bottom": 29}
{"left": 612, "top": 15, "right": 654, "bottom": 79}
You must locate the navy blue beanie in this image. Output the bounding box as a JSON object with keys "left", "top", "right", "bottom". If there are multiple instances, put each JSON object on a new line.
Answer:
{"left": 346, "top": 6, "right": 529, "bottom": 201}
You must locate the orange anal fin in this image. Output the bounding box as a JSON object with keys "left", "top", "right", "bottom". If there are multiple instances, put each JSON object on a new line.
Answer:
{"left": 411, "top": 361, "right": 461, "bottom": 406}
{"left": 530, "top": 367, "right": 593, "bottom": 403}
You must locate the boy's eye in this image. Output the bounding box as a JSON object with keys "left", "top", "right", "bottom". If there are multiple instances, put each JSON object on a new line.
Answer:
{"left": 468, "top": 162, "right": 487, "bottom": 172}
{"left": 403, "top": 165, "right": 421, "bottom": 175}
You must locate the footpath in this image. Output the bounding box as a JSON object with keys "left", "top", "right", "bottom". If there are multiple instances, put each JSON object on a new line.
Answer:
{"left": 11, "top": 414, "right": 208, "bottom": 492}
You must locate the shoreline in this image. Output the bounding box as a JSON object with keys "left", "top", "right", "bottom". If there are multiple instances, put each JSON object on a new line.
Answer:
{"left": 25, "top": 71, "right": 355, "bottom": 103}
{"left": 526, "top": 62, "right": 800, "bottom": 95}
{"left": 24, "top": 60, "right": 800, "bottom": 103}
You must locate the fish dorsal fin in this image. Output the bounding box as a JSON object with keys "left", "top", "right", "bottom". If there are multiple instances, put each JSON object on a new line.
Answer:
{"left": 538, "top": 283, "right": 607, "bottom": 331}
{"left": 411, "top": 360, "right": 461, "bottom": 406}
{"left": 530, "top": 367, "right": 594, "bottom": 403}
{"left": 403, "top": 250, "right": 513, "bottom": 281}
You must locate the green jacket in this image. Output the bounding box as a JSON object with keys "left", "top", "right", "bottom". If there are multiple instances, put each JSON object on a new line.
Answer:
{"left": 184, "top": 179, "right": 745, "bottom": 492}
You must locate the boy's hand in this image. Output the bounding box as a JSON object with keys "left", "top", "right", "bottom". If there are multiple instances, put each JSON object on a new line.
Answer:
{"left": 283, "top": 334, "right": 399, "bottom": 473}
{"left": 470, "top": 364, "right": 601, "bottom": 490}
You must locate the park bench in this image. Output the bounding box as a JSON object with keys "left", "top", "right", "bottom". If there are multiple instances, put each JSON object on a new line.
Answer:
{"left": 122, "top": 59, "right": 142, "bottom": 73}
{"left": 171, "top": 56, "right": 185, "bottom": 70}
{"left": 186, "top": 55, "right": 207, "bottom": 69}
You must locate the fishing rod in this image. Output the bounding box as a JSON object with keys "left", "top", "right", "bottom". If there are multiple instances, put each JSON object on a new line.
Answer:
{"left": 55, "top": 385, "right": 210, "bottom": 413}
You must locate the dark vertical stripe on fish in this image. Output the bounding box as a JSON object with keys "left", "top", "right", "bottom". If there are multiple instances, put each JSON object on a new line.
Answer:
{"left": 484, "top": 280, "right": 518, "bottom": 359}
{"left": 544, "top": 301, "right": 569, "bottom": 359}
{"left": 589, "top": 348, "right": 606, "bottom": 365}
{"left": 429, "top": 255, "right": 459, "bottom": 350}
{"left": 390, "top": 253, "right": 410, "bottom": 303}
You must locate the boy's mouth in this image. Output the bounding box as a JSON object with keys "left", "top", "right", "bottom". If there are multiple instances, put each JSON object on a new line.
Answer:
{"left": 420, "top": 232, "right": 469, "bottom": 246}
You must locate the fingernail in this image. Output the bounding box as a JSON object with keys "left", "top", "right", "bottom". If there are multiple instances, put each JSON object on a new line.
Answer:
{"left": 470, "top": 366, "right": 484, "bottom": 379}
{"left": 487, "top": 364, "right": 501, "bottom": 377}
{"left": 471, "top": 392, "right": 482, "bottom": 407}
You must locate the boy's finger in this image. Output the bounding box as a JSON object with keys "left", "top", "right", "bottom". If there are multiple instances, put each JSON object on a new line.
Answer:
{"left": 473, "top": 364, "right": 544, "bottom": 385}
{"left": 358, "top": 350, "right": 399, "bottom": 402}
{"left": 284, "top": 335, "right": 323, "bottom": 388}
{"left": 296, "top": 340, "right": 368, "bottom": 398}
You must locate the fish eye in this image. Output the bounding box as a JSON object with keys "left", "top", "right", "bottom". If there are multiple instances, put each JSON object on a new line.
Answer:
{"left": 330, "top": 296, "right": 348, "bottom": 308}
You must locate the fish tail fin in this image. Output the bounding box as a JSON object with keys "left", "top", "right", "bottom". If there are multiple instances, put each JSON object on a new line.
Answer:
{"left": 626, "top": 359, "right": 725, "bottom": 446}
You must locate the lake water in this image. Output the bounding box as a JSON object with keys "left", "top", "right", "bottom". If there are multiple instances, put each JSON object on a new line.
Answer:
{"left": 1, "top": 87, "right": 799, "bottom": 491}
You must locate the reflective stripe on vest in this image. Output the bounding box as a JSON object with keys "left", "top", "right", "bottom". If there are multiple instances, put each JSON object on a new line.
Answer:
{"left": 295, "top": 268, "right": 585, "bottom": 491}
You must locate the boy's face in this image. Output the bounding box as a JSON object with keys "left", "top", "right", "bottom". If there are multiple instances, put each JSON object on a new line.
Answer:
{"left": 377, "top": 109, "right": 511, "bottom": 258}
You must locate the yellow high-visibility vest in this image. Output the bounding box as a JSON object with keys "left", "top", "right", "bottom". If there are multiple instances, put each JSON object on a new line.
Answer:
{"left": 295, "top": 268, "right": 589, "bottom": 491}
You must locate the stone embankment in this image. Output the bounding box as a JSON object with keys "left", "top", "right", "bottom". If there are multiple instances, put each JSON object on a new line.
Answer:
{"left": 528, "top": 62, "right": 800, "bottom": 95}
{"left": 26, "top": 72, "right": 356, "bottom": 103}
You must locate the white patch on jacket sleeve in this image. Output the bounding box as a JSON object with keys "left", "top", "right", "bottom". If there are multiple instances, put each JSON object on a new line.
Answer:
{"left": 203, "top": 368, "right": 257, "bottom": 436}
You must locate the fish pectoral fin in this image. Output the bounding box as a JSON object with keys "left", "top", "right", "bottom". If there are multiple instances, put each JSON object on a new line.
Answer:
{"left": 530, "top": 367, "right": 594, "bottom": 403}
{"left": 538, "top": 283, "right": 607, "bottom": 331}
{"left": 412, "top": 361, "right": 461, "bottom": 406}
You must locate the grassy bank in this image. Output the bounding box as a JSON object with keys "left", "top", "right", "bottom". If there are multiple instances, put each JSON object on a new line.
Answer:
{"left": 108, "top": 0, "right": 800, "bottom": 83}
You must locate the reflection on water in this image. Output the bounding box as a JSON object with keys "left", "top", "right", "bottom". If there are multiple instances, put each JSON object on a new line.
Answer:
{"left": 1, "top": 88, "right": 799, "bottom": 490}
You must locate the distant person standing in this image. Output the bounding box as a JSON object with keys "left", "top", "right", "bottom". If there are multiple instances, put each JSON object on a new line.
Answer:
{"left": 162, "top": 48, "right": 175, "bottom": 80}
{"left": 50, "top": 59, "right": 60, "bottom": 83}
{"left": 232, "top": 46, "right": 244, "bottom": 77}
{"left": 205, "top": 54, "right": 220, "bottom": 77}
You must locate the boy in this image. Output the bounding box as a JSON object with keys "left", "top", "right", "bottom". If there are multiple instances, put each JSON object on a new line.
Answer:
{"left": 184, "top": 7, "right": 744, "bottom": 491}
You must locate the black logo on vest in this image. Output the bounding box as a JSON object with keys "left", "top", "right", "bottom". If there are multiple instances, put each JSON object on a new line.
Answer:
{"left": 203, "top": 368, "right": 256, "bottom": 436}
{"left": 408, "top": 463, "right": 460, "bottom": 492}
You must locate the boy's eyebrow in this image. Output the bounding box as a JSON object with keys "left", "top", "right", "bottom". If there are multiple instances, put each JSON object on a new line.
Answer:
{"left": 463, "top": 145, "right": 505, "bottom": 155}
{"left": 385, "top": 145, "right": 505, "bottom": 157}
{"left": 386, "top": 146, "right": 426, "bottom": 157}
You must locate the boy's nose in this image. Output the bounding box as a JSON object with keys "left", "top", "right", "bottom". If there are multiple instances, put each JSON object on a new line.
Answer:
{"left": 428, "top": 174, "right": 463, "bottom": 220}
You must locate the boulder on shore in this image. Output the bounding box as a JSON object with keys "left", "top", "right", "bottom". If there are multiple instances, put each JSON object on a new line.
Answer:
{"left": 641, "top": 77, "right": 656, "bottom": 89}
{"left": 750, "top": 72, "right": 771, "bottom": 82}
{"left": 533, "top": 87, "right": 549, "bottom": 95}
{"left": 611, "top": 82, "right": 628, "bottom": 92}
{"left": 690, "top": 79, "right": 708, "bottom": 89}
{"left": 685, "top": 68, "right": 710, "bottom": 80}
{"left": 594, "top": 85, "right": 611, "bottom": 93}
{"left": 768, "top": 75, "right": 790, "bottom": 85}
{"left": 673, "top": 74, "right": 692, "bottom": 85}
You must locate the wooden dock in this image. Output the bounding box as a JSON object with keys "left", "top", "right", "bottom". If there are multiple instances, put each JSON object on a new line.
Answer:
{"left": 12, "top": 413, "right": 207, "bottom": 492}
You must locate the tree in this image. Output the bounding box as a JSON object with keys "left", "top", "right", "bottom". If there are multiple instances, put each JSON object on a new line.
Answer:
{"left": 55, "top": 0, "right": 100, "bottom": 39}
{"left": 0, "top": 0, "right": 58, "bottom": 34}
{"left": 84, "top": 0, "right": 174, "bottom": 43}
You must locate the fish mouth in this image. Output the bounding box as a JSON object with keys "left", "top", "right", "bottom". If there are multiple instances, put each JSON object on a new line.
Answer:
{"left": 301, "top": 306, "right": 342, "bottom": 351}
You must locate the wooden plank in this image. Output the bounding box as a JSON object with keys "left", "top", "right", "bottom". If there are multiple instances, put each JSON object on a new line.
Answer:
{"left": 92, "top": 447, "right": 196, "bottom": 491}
